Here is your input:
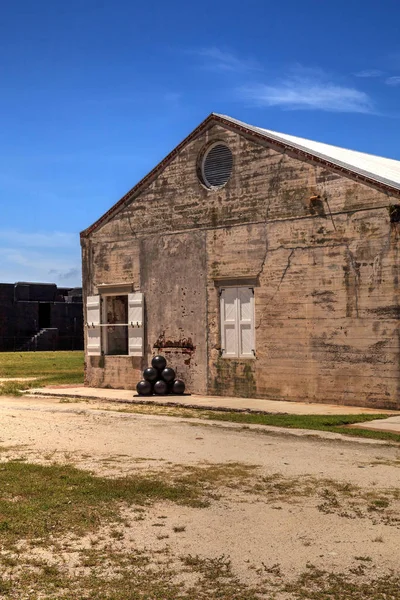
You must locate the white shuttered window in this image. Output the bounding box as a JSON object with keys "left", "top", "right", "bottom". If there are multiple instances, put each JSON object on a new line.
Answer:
{"left": 86, "top": 295, "right": 101, "bottom": 356}
{"left": 128, "top": 292, "right": 144, "bottom": 357}
{"left": 86, "top": 291, "right": 144, "bottom": 357}
{"left": 220, "top": 287, "right": 255, "bottom": 358}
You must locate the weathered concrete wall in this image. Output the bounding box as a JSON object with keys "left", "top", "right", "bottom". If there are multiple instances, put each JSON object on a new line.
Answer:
{"left": 83, "top": 232, "right": 208, "bottom": 392}
{"left": 82, "top": 122, "right": 400, "bottom": 408}
{"left": 81, "top": 238, "right": 143, "bottom": 388}
{"left": 206, "top": 210, "right": 400, "bottom": 408}
{"left": 140, "top": 231, "right": 207, "bottom": 394}
{"left": 84, "top": 355, "right": 142, "bottom": 389}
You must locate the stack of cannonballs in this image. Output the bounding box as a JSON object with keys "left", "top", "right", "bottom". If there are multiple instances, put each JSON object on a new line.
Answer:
{"left": 136, "top": 355, "right": 186, "bottom": 396}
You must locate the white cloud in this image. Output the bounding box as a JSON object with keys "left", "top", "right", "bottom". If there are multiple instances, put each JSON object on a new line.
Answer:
{"left": 385, "top": 76, "right": 400, "bottom": 86}
{"left": 0, "top": 249, "right": 81, "bottom": 286}
{"left": 354, "top": 69, "right": 384, "bottom": 78}
{"left": 196, "top": 47, "right": 261, "bottom": 73}
{"left": 239, "top": 70, "right": 374, "bottom": 113}
{"left": 0, "top": 230, "right": 81, "bottom": 286}
{"left": 49, "top": 267, "right": 81, "bottom": 282}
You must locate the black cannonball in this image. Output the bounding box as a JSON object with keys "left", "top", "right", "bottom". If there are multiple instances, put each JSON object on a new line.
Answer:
{"left": 151, "top": 355, "right": 167, "bottom": 371}
{"left": 154, "top": 379, "right": 168, "bottom": 395}
{"left": 143, "top": 367, "right": 158, "bottom": 382}
{"left": 161, "top": 367, "right": 175, "bottom": 383}
{"left": 136, "top": 380, "right": 153, "bottom": 396}
{"left": 172, "top": 379, "right": 185, "bottom": 395}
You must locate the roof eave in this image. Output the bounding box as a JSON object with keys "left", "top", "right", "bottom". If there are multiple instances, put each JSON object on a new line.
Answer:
{"left": 80, "top": 112, "right": 220, "bottom": 239}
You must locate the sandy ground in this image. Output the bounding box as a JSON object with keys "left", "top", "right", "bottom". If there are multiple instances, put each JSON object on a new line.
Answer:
{"left": 0, "top": 394, "right": 399, "bottom": 589}
{"left": 30, "top": 384, "right": 400, "bottom": 415}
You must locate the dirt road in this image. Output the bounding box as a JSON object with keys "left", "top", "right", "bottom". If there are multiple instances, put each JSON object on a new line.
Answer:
{"left": 0, "top": 394, "right": 399, "bottom": 597}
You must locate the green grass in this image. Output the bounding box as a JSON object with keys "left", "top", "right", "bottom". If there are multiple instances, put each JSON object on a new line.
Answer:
{"left": 0, "top": 351, "right": 83, "bottom": 394}
{"left": 0, "top": 461, "right": 264, "bottom": 598}
{"left": 111, "top": 404, "right": 400, "bottom": 444}
{"left": 201, "top": 411, "right": 400, "bottom": 443}
{"left": 0, "top": 461, "right": 230, "bottom": 547}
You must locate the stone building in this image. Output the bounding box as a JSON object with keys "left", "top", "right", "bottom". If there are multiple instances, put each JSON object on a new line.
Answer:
{"left": 81, "top": 113, "right": 400, "bottom": 409}
{"left": 0, "top": 282, "right": 83, "bottom": 351}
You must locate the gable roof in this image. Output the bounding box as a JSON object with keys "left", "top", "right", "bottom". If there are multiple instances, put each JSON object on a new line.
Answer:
{"left": 81, "top": 113, "right": 400, "bottom": 238}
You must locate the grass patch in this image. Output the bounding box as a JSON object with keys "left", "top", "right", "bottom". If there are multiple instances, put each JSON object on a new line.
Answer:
{"left": 0, "top": 460, "right": 257, "bottom": 549}
{"left": 2, "top": 548, "right": 267, "bottom": 599}
{"left": 247, "top": 472, "right": 400, "bottom": 526}
{"left": 0, "top": 460, "right": 265, "bottom": 597}
{"left": 0, "top": 380, "right": 26, "bottom": 396}
{"left": 285, "top": 564, "right": 400, "bottom": 599}
{"left": 0, "top": 461, "right": 210, "bottom": 547}
{"left": 201, "top": 411, "right": 400, "bottom": 442}
{"left": 0, "top": 351, "right": 83, "bottom": 394}
{"left": 106, "top": 404, "right": 400, "bottom": 444}
{"left": 1, "top": 549, "right": 398, "bottom": 600}
{"left": 173, "top": 462, "right": 257, "bottom": 488}
{"left": 180, "top": 554, "right": 268, "bottom": 599}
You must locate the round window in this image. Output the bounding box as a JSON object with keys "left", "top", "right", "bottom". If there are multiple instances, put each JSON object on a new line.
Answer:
{"left": 200, "top": 143, "right": 233, "bottom": 189}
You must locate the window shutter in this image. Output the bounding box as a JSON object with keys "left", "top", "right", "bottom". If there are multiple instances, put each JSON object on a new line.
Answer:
{"left": 128, "top": 292, "right": 144, "bottom": 356}
{"left": 220, "top": 288, "right": 238, "bottom": 358}
{"left": 238, "top": 288, "right": 255, "bottom": 358}
{"left": 86, "top": 295, "right": 101, "bottom": 356}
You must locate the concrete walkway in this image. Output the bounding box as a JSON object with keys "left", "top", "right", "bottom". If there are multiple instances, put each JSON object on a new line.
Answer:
{"left": 0, "top": 377, "right": 38, "bottom": 382}
{"left": 352, "top": 415, "right": 400, "bottom": 434}
{"left": 29, "top": 385, "right": 400, "bottom": 417}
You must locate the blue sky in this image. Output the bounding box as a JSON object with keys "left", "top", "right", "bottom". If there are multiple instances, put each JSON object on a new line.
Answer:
{"left": 1, "top": 0, "right": 400, "bottom": 286}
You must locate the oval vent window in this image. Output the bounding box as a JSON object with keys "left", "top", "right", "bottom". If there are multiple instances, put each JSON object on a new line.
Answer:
{"left": 201, "top": 143, "right": 233, "bottom": 188}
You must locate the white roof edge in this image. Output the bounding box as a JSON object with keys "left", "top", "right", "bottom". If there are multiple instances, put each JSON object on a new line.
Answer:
{"left": 214, "top": 113, "right": 400, "bottom": 192}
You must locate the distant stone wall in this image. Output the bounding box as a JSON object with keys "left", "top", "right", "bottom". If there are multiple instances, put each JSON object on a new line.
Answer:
{"left": 0, "top": 283, "right": 84, "bottom": 351}
{"left": 82, "top": 124, "right": 400, "bottom": 409}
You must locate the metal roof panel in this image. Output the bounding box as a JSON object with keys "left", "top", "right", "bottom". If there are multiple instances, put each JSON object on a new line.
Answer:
{"left": 216, "top": 113, "right": 400, "bottom": 191}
